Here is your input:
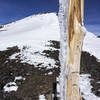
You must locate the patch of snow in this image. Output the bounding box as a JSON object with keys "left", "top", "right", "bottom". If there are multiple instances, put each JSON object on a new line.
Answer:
{"left": 80, "top": 74, "right": 100, "bottom": 100}
{"left": 20, "top": 47, "right": 55, "bottom": 68}
{"left": 14, "top": 76, "right": 25, "bottom": 81}
{"left": 57, "top": 83, "right": 60, "bottom": 93}
{"left": 39, "top": 95, "right": 46, "bottom": 100}
{"left": 56, "top": 77, "right": 60, "bottom": 98}
{"left": 10, "top": 45, "right": 57, "bottom": 69}
{"left": 10, "top": 53, "right": 19, "bottom": 59}
{"left": 98, "top": 89, "right": 100, "bottom": 92}
{"left": 48, "top": 72, "right": 53, "bottom": 75}
{"left": 3, "top": 82, "right": 18, "bottom": 92}
{"left": 57, "top": 83, "right": 60, "bottom": 98}
{"left": 97, "top": 81, "right": 100, "bottom": 84}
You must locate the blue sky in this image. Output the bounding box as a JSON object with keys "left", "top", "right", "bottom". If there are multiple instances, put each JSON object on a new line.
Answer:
{"left": 0, "top": 0, "right": 100, "bottom": 35}
{"left": 84, "top": 0, "right": 100, "bottom": 35}
{"left": 0, "top": 0, "right": 59, "bottom": 24}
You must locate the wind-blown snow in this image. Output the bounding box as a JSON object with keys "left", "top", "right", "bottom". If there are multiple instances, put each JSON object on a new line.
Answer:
{"left": 0, "top": 13, "right": 100, "bottom": 100}
{"left": 80, "top": 74, "right": 100, "bottom": 100}
{"left": 83, "top": 32, "right": 100, "bottom": 60}
{"left": 9, "top": 45, "right": 57, "bottom": 69}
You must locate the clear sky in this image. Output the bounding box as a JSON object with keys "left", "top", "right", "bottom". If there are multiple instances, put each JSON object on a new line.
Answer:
{"left": 0, "top": 0, "right": 100, "bottom": 35}
{"left": 85, "top": 0, "right": 100, "bottom": 35}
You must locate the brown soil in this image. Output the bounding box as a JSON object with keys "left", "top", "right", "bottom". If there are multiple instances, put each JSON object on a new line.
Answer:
{"left": 0, "top": 41, "right": 60, "bottom": 100}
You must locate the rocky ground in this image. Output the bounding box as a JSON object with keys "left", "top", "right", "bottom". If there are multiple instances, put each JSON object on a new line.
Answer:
{"left": 97, "top": 36, "right": 100, "bottom": 38}
{"left": 81, "top": 52, "right": 100, "bottom": 97}
{"left": 0, "top": 41, "right": 100, "bottom": 100}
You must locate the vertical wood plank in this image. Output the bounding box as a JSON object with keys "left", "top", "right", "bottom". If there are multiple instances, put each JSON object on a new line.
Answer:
{"left": 66, "top": 0, "right": 85, "bottom": 100}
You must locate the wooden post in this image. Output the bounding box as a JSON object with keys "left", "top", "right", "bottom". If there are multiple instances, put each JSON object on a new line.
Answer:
{"left": 66, "top": 0, "right": 86, "bottom": 100}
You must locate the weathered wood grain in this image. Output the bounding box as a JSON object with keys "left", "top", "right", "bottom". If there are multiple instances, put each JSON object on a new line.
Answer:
{"left": 66, "top": 0, "right": 85, "bottom": 100}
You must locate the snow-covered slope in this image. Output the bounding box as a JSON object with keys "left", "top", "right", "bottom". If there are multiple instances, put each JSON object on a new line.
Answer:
{"left": 83, "top": 32, "right": 100, "bottom": 60}
{"left": 0, "top": 13, "right": 100, "bottom": 60}
{"left": 0, "top": 13, "right": 60, "bottom": 69}
{"left": 0, "top": 13, "right": 100, "bottom": 100}
{"left": 0, "top": 13, "right": 60, "bottom": 50}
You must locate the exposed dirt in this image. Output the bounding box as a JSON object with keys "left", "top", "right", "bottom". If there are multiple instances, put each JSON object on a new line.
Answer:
{"left": 0, "top": 41, "right": 60, "bottom": 100}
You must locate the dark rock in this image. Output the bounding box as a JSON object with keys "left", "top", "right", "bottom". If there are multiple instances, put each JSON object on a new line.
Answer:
{"left": 0, "top": 25, "right": 3, "bottom": 29}
{"left": 81, "top": 51, "right": 100, "bottom": 97}
{"left": 48, "top": 41, "right": 60, "bottom": 49}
